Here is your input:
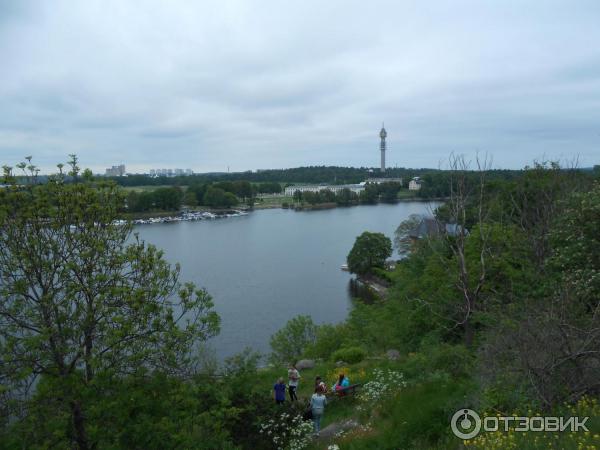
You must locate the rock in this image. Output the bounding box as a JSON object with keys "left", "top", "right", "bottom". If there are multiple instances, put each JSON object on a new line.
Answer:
{"left": 335, "top": 360, "right": 347, "bottom": 367}
{"left": 318, "top": 419, "right": 360, "bottom": 440}
{"left": 295, "top": 359, "right": 315, "bottom": 370}
{"left": 386, "top": 349, "right": 401, "bottom": 360}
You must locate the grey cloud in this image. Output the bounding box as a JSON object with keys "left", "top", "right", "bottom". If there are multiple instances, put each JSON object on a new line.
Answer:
{"left": 0, "top": 0, "right": 599, "bottom": 173}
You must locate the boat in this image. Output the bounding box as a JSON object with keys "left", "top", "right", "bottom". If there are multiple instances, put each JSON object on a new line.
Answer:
{"left": 340, "top": 264, "right": 349, "bottom": 271}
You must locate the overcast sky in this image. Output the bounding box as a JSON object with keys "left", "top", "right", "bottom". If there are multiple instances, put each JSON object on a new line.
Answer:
{"left": 1, "top": 1, "right": 599, "bottom": 173}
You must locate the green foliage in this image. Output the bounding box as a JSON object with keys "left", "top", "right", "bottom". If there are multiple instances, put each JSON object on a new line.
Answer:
{"left": 347, "top": 231, "right": 392, "bottom": 275}
{"left": 331, "top": 346, "right": 367, "bottom": 364}
{"left": 0, "top": 158, "right": 221, "bottom": 449}
{"left": 269, "top": 316, "right": 317, "bottom": 364}
{"left": 183, "top": 189, "right": 198, "bottom": 206}
{"left": 304, "top": 323, "right": 352, "bottom": 360}
{"left": 335, "top": 187, "right": 359, "bottom": 206}
{"left": 359, "top": 183, "right": 379, "bottom": 203}
{"left": 203, "top": 186, "right": 238, "bottom": 207}
{"left": 223, "top": 347, "right": 262, "bottom": 377}
{"left": 256, "top": 182, "right": 282, "bottom": 194}
{"left": 402, "top": 343, "right": 474, "bottom": 381}
{"left": 127, "top": 186, "right": 183, "bottom": 211}
{"left": 346, "top": 380, "right": 471, "bottom": 449}
{"left": 550, "top": 182, "right": 600, "bottom": 305}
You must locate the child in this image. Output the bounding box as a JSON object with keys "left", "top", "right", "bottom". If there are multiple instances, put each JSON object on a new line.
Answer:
{"left": 273, "top": 378, "right": 286, "bottom": 405}
{"left": 315, "top": 376, "right": 328, "bottom": 394}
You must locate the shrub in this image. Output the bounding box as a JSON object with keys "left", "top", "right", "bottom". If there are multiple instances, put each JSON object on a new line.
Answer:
{"left": 269, "top": 316, "right": 317, "bottom": 365}
{"left": 305, "top": 323, "right": 351, "bottom": 360}
{"left": 331, "top": 346, "right": 367, "bottom": 364}
{"left": 402, "top": 344, "right": 474, "bottom": 381}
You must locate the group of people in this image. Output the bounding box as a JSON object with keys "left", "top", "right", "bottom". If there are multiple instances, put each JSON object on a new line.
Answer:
{"left": 272, "top": 364, "right": 351, "bottom": 436}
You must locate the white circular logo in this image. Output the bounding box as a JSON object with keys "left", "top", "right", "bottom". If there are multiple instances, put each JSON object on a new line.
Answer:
{"left": 451, "top": 409, "right": 481, "bottom": 439}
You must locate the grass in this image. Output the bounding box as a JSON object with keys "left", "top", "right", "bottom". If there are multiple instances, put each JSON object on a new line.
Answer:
{"left": 253, "top": 354, "right": 600, "bottom": 449}
{"left": 255, "top": 358, "right": 408, "bottom": 439}
{"left": 397, "top": 189, "right": 420, "bottom": 199}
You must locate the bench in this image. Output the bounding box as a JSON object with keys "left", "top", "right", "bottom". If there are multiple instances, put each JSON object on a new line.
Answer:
{"left": 328, "top": 383, "right": 363, "bottom": 397}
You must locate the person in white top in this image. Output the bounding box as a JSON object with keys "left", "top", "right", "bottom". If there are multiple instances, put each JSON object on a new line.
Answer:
{"left": 287, "top": 364, "right": 301, "bottom": 401}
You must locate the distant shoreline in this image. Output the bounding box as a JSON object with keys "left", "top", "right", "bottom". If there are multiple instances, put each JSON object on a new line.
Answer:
{"left": 122, "top": 197, "right": 447, "bottom": 222}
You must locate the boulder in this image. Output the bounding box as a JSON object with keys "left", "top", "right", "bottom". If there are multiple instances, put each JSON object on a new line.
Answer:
{"left": 295, "top": 359, "right": 315, "bottom": 370}
{"left": 386, "top": 349, "right": 401, "bottom": 360}
{"left": 318, "top": 419, "right": 360, "bottom": 440}
{"left": 335, "top": 360, "right": 347, "bottom": 367}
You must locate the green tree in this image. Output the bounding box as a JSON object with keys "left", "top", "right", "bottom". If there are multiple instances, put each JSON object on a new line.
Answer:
{"left": 335, "top": 188, "right": 358, "bottom": 206}
{"left": 0, "top": 160, "right": 220, "bottom": 449}
{"left": 380, "top": 182, "right": 401, "bottom": 202}
{"left": 183, "top": 189, "right": 198, "bottom": 207}
{"left": 347, "top": 231, "right": 392, "bottom": 275}
{"left": 223, "top": 192, "right": 239, "bottom": 208}
{"left": 359, "top": 183, "right": 379, "bottom": 204}
{"left": 269, "top": 316, "right": 317, "bottom": 364}
{"left": 203, "top": 186, "right": 227, "bottom": 207}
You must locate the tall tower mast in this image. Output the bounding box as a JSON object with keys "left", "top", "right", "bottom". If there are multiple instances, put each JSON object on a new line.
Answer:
{"left": 379, "top": 123, "right": 387, "bottom": 172}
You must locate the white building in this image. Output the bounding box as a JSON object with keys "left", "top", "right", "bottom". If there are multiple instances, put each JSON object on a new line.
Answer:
{"left": 284, "top": 184, "right": 365, "bottom": 196}
{"left": 408, "top": 177, "right": 422, "bottom": 191}
{"left": 105, "top": 165, "right": 126, "bottom": 176}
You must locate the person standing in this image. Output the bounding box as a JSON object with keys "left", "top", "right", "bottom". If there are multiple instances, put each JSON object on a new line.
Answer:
{"left": 310, "top": 386, "right": 327, "bottom": 436}
{"left": 273, "top": 378, "right": 286, "bottom": 405}
{"left": 288, "top": 364, "right": 300, "bottom": 402}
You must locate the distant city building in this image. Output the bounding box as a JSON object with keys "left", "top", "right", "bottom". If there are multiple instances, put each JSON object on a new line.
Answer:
{"left": 379, "top": 124, "right": 387, "bottom": 172}
{"left": 408, "top": 177, "right": 422, "bottom": 191}
{"left": 105, "top": 164, "right": 126, "bottom": 177}
{"left": 284, "top": 184, "right": 365, "bottom": 196}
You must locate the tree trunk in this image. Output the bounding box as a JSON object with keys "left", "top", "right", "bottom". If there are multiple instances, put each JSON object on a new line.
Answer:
{"left": 71, "top": 400, "right": 89, "bottom": 450}
{"left": 464, "top": 319, "right": 474, "bottom": 348}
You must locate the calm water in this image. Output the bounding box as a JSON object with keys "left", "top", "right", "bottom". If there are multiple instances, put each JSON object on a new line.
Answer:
{"left": 135, "top": 202, "right": 436, "bottom": 360}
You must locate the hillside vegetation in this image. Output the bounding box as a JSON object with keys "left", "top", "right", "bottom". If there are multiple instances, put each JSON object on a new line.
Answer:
{"left": 0, "top": 157, "right": 599, "bottom": 449}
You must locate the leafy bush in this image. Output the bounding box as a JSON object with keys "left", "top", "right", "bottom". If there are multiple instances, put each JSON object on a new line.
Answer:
{"left": 269, "top": 316, "right": 317, "bottom": 365}
{"left": 402, "top": 344, "right": 474, "bottom": 381}
{"left": 331, "top": 346, "right": 367, "bottom": 364}
{"left": 304, "top": 323, "right": 352, "bottom": 360}
{"left": 371, "top": 267, "right": 393, "bottom": 283}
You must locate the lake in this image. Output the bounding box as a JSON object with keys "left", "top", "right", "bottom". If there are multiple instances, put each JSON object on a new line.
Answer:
{"left": 134, "top": 201, "right": 437, "bottom": 361}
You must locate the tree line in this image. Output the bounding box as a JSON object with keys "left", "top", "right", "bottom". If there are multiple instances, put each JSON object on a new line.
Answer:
{"left": 292, "top": 182, "right": 403, "bottom": 206}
